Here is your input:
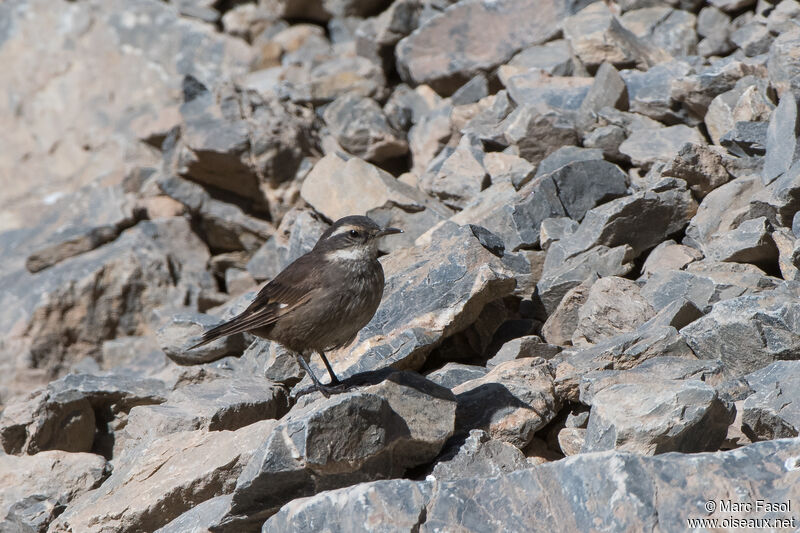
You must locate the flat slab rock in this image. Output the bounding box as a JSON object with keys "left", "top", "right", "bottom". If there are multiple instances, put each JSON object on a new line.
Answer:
{"left": 264, "top": 438, "right": 800, "bottom": 533}
{"left": 743, "top": 360, "right": 800, "bottom": 440}
{"left": 218, "top": 372, "right": 456, "bottom": 529}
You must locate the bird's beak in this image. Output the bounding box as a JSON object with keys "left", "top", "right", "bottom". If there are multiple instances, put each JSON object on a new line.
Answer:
{"left": 377, "top": 227, "right": 403, "bottom": 237}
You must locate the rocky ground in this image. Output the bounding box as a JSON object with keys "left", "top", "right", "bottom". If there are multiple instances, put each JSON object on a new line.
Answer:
{"left": 1, "top": 0, "right": 800, "bottom": 531}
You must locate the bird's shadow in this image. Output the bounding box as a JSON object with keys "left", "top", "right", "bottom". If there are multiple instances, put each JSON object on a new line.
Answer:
{"left": 291, "top": 367, "right": 397, "bottom": 400}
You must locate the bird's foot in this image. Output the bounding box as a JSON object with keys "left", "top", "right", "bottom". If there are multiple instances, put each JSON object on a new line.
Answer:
{"left": 315, "top": 381, "right": 348, "bottom": 398}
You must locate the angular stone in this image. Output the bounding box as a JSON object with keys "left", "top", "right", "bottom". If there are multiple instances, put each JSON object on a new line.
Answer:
{"left": 563, "top": 2, "right": 670, "bottom": 71}
{"left": 292, "top": 56, "right": 387, "bottom": 104}
{"left": 323, "top": 94, "right": 408, "bottom": 162}
{"left": 431, "top": 429, "right": 530, "bottom": 482}
{"left": 641, "top": 264, "right": 780, "bottom": 313}
{"left": 507, "top": 40, "right": 574, "bottom": 77}
{"left": 222, "top": 372, "right": 455, "bottom": 528}
{"left": 453, "top": 358, "right": 560, "bottom": 449}
{"left": 156, "top": 494, "right": 232, "bottom": 533}
{"left": 408, "top": 104, "right": 453, "bottom": 175}
{"left": 578, "top": 62, "right": 629, "bottom": 122}
{"left": 703, "top": 76, "right": 771, "bottom": 146}
{"left": 121, "top": 377, "right": 289, "bottom": 446}
{"left": 662, "top": 143, "right": 732, "bottom": 199}
{"left": 619, "top": 125, "right": 704, "bottom": 168}
{"left": 620, "top": 7, "right": 697, "bottom": 57}
{"left": 582, "top": 124, "right": 627, "bottom": 162}
{"left": 395, "top": 0, "right": 570, "bottom": 94}
{"left": 539, "top": 160, "right": 629, "bottom": 221}
{"left": 264, "top": 438, "right": 800, "bottom": 532}
{"left": 768, "top": 28, "right": 800, "bottom": 96}
{"left": 51, "top": 420, "right": 274, "bottom": 533}
{"left": 500, "top": 69, "right": 592, "bottom": 111}
{"left": 501, "top": 104, "right": 579, "bottom": 165}
{"left": 534, "top": 146, "right": 603, "bottom": 178}
{"left": 426, "top": 363, "right": 488, "bottom": 390}
{"left": 681, "top": 291, "right": 800, "bottom": 378}
{"left": 554, "top": 324, "right": 696, "bottom": 402}
{"left": 731, "top": 22, "right": 773, "bottom": 57}
{"left": 704, "top": 216, "right": 778, "bottom": 269}
{"left": 451, "top": 74, "right": 489, "bottom": 106}
{"left": 621, "top": 61, "right": 693, "bottom": 124}
{"left": 573, "top": 277, "right": 656, "bottom": 345}
{"left": 301, "top": 153, "right": 450, "bottom": 251}
{"left": 487, "top": 336, "right": 561, "bottom": 368}
{"left": 743, "top": 360, "right": 800, "bottom": 440}
{"left": 483, "top": 152, "right": 535, "bottom": 190}
{"left": 720, "top": 120, "right": 768, "bottom": 157}
{"left": 579, "top": 356, "right": 725, "bottom": 405}
{"left": 419, "top": 135, "right": 489, "bottom": 210}
{"left": 673, "top": 61, "right": 766, "bottom": 124}
{"left": 640, "top": 240, "right": 703, "bottom": 277}
{"left": 582, "top": 380, "right": 734, "bottom": 454}
{"left": 0, "top": 451, "right": 107, "bottom": 524}
{"left": 539, "top": 217, "right": 578, "bottom": 252}
{"left": 541, "top": 274, "right": 597, "bottom": 346}
{"left": 0, "top": 373, "right": 167, "bottom": 455}
{"left": 536, "top": 245, "right": 635, "bottom": 315}
{"left": 764, "top": 91, "right": 800, "bottom": 185}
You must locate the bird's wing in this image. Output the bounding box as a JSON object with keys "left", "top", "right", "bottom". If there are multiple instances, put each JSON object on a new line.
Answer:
{"left": 188, "top": 254, "right": 321, "bottom": 349}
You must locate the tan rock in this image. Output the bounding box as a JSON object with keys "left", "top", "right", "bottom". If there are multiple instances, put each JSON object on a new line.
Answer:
{"left": 573, "top": 277, "right": 656, "bottom": 345}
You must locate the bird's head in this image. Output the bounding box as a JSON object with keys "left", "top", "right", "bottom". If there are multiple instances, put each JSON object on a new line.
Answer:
{"left": 314, "top": 215, "right": 402, "bottom": 261}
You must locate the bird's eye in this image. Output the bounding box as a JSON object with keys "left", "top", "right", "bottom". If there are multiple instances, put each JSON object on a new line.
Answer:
{"left": 349, "top": 229, "right": 359, "bottom": 238}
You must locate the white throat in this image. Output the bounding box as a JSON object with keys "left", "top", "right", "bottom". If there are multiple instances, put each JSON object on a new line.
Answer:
{"left": 325, "top": 244, "right": 374, "bottom": 262}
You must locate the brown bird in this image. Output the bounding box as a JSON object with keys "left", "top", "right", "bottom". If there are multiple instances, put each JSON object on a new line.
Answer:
{"left": 189, "top": 215, "right": 402, "bottom": 396}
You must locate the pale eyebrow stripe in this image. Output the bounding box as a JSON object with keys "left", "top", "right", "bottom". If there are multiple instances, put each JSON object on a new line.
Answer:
{"left": 328, "top": 225, "right": 359, "bottom": 239}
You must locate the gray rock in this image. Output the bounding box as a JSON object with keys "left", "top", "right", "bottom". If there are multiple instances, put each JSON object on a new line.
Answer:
{"left": 536, "top": 245, "right": 635, "bottom": 315}
{"left": 578, "top": 63, "right": 629, "bottom": 123}
{"left": 544, "top": 182, "right": 698, "bottom": 267}
{"left": 640, "top": 240, "right": 703, "bottom": 277}
{"left": 542, "top": 160, "right": 629, "bottom": 222}
{"left": 501, "top": 104, "right": 579, "bottom": 165}
{"left": 483, "top": 153, "right": 535, "bottom": 190}
{"left": 703, "top": 76, "right": 772, "bottom": 147}
{"left": 698, "top": 6, "right": 732, "bottom": 40}
{"left": 24, "top": 184, "right": 138, "bottom": 273}
{"left": 641, "top": 264, "right": 779, "bottom": 313}
{"left": 0, "top": 373, "right": 167, "bottom": 455}
{"left": 266, "top": 438, "right": 800, "bottom": 533}
{"left": 579, "top": 356, "right": 725, "bottom": 405}
{"left": 562, "top": 2, "right": 670, "bottom": 71}
{"left": 0, "top": 451, "right": 107, "bottom": 529}
{"left": 619, "top": 125, "right": 705, "bottom": 168}
{"left": 641, "top": 297, "right": 705, "bottom": 330}
{"left": 430, "top": 429, "right": 529, "bottom": 481}
{"left": 720, "top": 120, "right": 768, "bottom": 157}
{"left": 121, "top": 376, "right": 289, "bottom": 446}
{"left": 539, "top": 217, "right": 578, "bottom": 252}
{"left": 581, "top": 380, "right": 734, "bottom": 454}
{"left": 541, "top": 274, "right": 597, "bottom": 346}
{"left": 573, "top": 276, "right": 656, "bottom": 345}
{"left": 764, "top": 91, "right": 800, "bottom": 185}
{"left": 420, "top": 135, "right": 489, "bottom": 210}
{"left": 662, "top": 143, "right": 732, "bottom": 199}
{"left": 768, "top": 28, "right": 800, "bottom": 96}
{"left": 264, "top": 479, "right": 432, "bottom": 533}
{"left": 486, "top": 336, "right": 561, "bottom": 368}
{"left": 554, "top": 324, "right": 696, "bottom": 402}
{"left": 582, "top": 124, "right": 628, "bottom": 162}
{"left": 507, "top": 40, "right": 574, "bottom": 77}
{"left": 408, "top": 104, "right": 453, "bottom": 176}
{"left": 709, "top": 0, "right": 756, "bottom": 11}
{"left": 751, "top": 160, "right": 800, "bottom": 228}
{"left": 620, "top": 7, "right": 697, "bottom": 58}
{"left": 323, "top": 94, "right": 408, "bottom": 163}
{"left": 621, "top": 61, "right": 693, "bottom": 124}
{"left": 156, "top": 494, "right": 232, "bottom": 533}
{"left": 426, "top": 363, "right": 488, "bottom": 390}
{"left": 51, "top": 420, "right": 275, "bottom": 533}
{"left": 453, "top": 358, "right": 560, "bottom": 449}
{"left": 731, "top": 22, "right": 773, "bottom": 57}
{"left": 221, "top": 372, "right": 455, "bottom": 528}
{"left": 395, "top": 0, "right": 570, "bottom": 93}
{"left": 165, "top": 80, "right": 316, "bottom": 206}
{"left": 742, "top": 360, "right": 800, "bottom": 440}
{"left": 681, "top": 291, "right": 800, "bottom": 378}
{"left": 534, "top": 146, "right": 604, "bottom": 178}
{"left": 450, "top": 74, "right": 489, "bottom": 106}
{"left": 501, "top": 69, "right": 592, "bottom": 110}
{"left": 704, "top": 216, "right": 778, "bottom": 269}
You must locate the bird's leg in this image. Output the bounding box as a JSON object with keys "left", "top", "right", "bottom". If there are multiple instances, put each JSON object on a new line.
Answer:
{"left": 317, "top": 351, "right": 341, "bottom": 385}
{"left": 293, "top": 352, "right": 345, "bottom": 398}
